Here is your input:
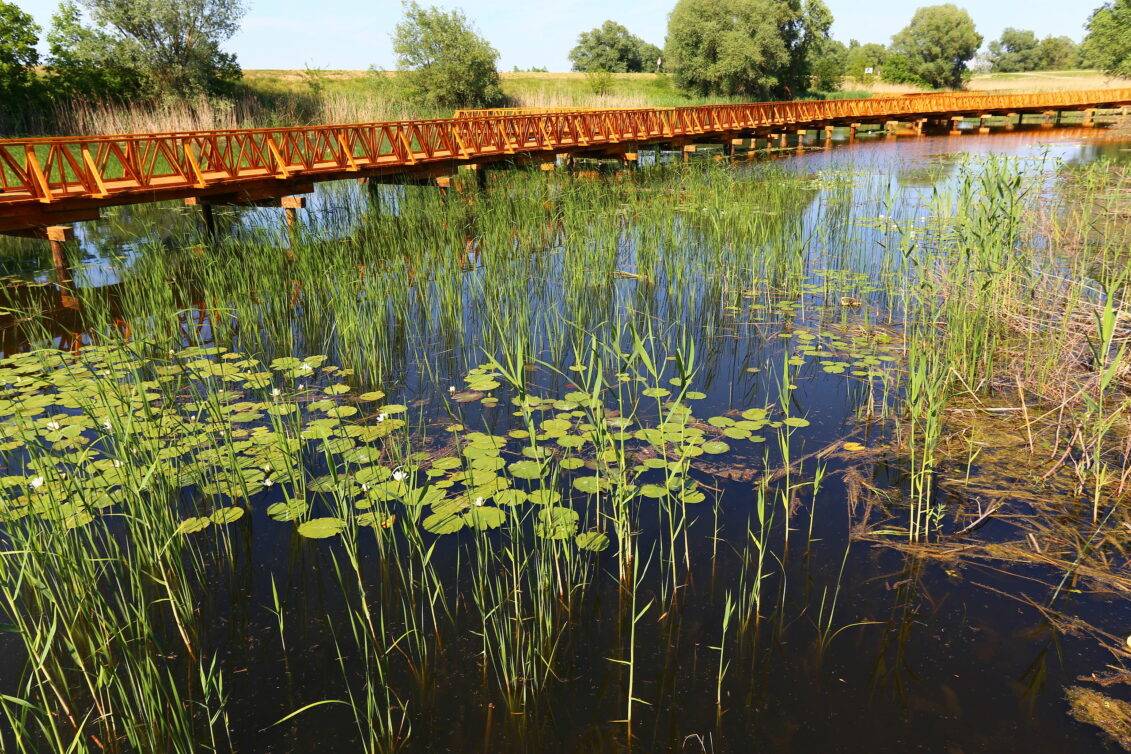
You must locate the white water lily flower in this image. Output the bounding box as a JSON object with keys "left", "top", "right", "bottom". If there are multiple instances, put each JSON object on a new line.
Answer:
{"left": 113, "top": 460, "right": 122, "bottom": 468}
{"left": 448, "top": 386, "right": 456, "bottom": 394}
{"left": 392, "top": 470, "right": 407, "bottom": 482}
{"left": 300, "top": 362, "right": 314, "bottom": 372}
{"left": 376, "top": 413, "right": 387, "bottom": 423}
{"left": 263, "top": 478, "right": 274, "bottom": 488}
{"left": 271, "top": 388, "right": 281, "bottom": 398}
{"left": 29, "top": 476, "right": 44, "bottom": 489}
{"left": 102, "top": 420, "right": 112, "bottom": 430}
{"left": 473, "top": 497, "right": 485, "bottom": 507}
{"left": 360, "top": 483, "right": 370, "bottom": 492}
{"left": 46, "top": 421, "right": 61, "bottom": 431}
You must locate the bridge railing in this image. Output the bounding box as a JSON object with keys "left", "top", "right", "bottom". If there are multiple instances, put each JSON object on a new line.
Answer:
{"left": 2, "top": 88, "right": 1130, "bottom": 208}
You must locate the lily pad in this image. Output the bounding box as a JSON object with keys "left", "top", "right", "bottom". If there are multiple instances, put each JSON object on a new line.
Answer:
{"left": 297, "top": 517, "right": 347, "bottom": 539}
{"left": 576, "top": 531, "right": 610, "bottom": 551}
{"left": 177, "top": 517, "right": 212, "bottom": 535}
{"left": 210, "top": 507, "right": 245, "bottom": 524}
{"left": 466, "top": 505, "right": 506, "bottom": 530}
{"left": 508, "top": 459, "right": 546, "bottom": 480}
{"left": 534, "top": 507, "right": 579, "bottom": 540}
{"left": 422, "top": 510, "right": 465, "bottom": 534}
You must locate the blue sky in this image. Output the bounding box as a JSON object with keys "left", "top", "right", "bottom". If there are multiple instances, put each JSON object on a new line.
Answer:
{"left": 12, "top": 0, "right": 1098, "bottom": 71}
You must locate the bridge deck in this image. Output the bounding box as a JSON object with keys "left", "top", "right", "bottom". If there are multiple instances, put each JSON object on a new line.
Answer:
{"left": 2, "top": 88, "right": 1130, "bottom": 234}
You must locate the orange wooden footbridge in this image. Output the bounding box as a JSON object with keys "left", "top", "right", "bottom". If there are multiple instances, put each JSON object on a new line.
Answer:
{"left": 2, "top": 87, "right": 1130, "bottom": 242}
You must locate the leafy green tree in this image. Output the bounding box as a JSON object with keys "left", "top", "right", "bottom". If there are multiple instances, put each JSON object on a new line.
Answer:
{"left": 844, "top": 41, "right": 889, "bottom": 83}
{"left": 987, "top": 28, "right": 1041, "bottom": 72}
{"left": 809, "top": 38, "right": 846, "bottom": 91}
{"left": 1036, "top": 36, "right": 1080, "bottom": 70}
{"left": 1083, "top": 0, "right": 1131, "bottom": 78}
{"left": 664, "top": 0, "right": 834, "bottom": 99}
{"left": 48, "top": 0, "right": 245, "bottom": 97}
{"left": 392, "top": 1, "right": 504, "bottom": 109}
{"left": 0, "top": 1, "right": 40, "bottom": 103}
{"left": 986, "top": 29, "right": 1080, "bottom": 72}
{"left": 888, "top": 4, "right": 982, "bottom": 89}
{"left": 569, "top": 20, "right": 661, "bottom": 73}
{"left": 45, "top": 1, "right": 144, "bottom": 100}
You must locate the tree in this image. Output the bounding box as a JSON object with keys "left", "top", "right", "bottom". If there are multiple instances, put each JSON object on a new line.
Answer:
{"left": 888, "top": 4, "right": 982, "bottom": 89}
{"left": 392, "top": 2, "right": 504, "bottom": 109}
{"left": 1083, "top": 0, "right": 1131, "bottom": 79}
{"left": 49, "top": 0, "right": 245, "bottom": 97}
{"left": 664, "top": 0, "right": 834, "bottom": 99}
{"left": 809, "top": 38, "right": 846, "bottom": 91}
{"left": 1036, "top": 36, "right": 1080, "bottom": 70}
{"left": 0, "top": 1, "right": 40, "bottom": 103}
{"left": 46, "top": 2, "right": 144, "bottom": 100}
{"left": 987, "top": 28, "right": 1040, "bottom": 72}
{"left": 569, "top": 20, "right": 661, "bottom": 73}
{"left": 986, "top": 29, "right": 1080, "bottom": 72}
{"left": 844, "top": 41, "right": 889, "bottom": 83}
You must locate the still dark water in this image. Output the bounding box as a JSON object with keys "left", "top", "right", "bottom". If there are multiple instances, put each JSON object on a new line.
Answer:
{"left": 1, "top": 124, "right": 1130, "bottom": 753}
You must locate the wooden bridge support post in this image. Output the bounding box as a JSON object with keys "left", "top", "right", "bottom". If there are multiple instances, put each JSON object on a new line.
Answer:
{"left": 848, "top": 124, "right": 859, "bottom": 141}
{"left": 458, "top": 164, "right": 489, "bottom": 191}
{"left": 1082, "top": 108, "right": 1096, "bottom": 128}
{"left": 200, "top": 203, "right": 216, "bottom": 242}
{"left": 979, "top": 115, "right": 992, "bottom": 134}
{"left": 434, "top": 176, "right": 452, "bottom": 195}
{"left": 281, "top": 196, "right": 305, "bottom": 238}
{"left": 363, "top": 176, "right": 384, "bottom": 214}
{"left": 949, "top": 117, "right": 964, "bottom": 136}
{"left": 46, "top": 226, "right": 74, "bottom": 282}
{"left": 1004, "top": 113, "right": 1018, "bottom": 131}
{"left": 682, "top": 144, "right": 696, "bottom": 163}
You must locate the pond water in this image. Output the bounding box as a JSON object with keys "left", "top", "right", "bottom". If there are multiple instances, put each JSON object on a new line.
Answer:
{"left": 0, "top": 123, "right": 1130, "bottom": 753}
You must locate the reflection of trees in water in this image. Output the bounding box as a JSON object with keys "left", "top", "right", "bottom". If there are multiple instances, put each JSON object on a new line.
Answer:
{"left": 1059, "top": 140, "right": 1131, "bottom": 169}
{"left": 895, "top": 155, "right": 958, "bottom": 189}
{"left": 0, "top": 236, "right": 51, "bottom": 277}
{"left": 79, "top": 200, "right": 242, "bottom": 260}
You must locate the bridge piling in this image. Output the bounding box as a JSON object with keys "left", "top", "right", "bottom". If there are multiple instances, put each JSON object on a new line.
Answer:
{"left": 46, "top": 226, "right": 73, "bottom": 280}
{"left": 199, "top": 204, "right": 216, "bottom": 242}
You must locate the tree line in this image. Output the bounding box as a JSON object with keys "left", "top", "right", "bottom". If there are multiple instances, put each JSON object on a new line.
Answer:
{"left": 1, "top": 0, "right": 1130, "bottom": 131}
{"left": 571, "top": 1, "right": 1130, "bottom": 94}
{"left": 1, "top": 1, "right": 244, "bottom": 117}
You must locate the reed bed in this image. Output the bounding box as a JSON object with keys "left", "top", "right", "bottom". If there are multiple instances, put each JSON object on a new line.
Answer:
{"left": 0, "top": 132, "right": 1127, "bottom": 751}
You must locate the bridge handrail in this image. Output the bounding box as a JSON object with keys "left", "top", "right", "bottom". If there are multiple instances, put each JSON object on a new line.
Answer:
{"left": 2, "top": 88, "right": 1129, "bottom": 207}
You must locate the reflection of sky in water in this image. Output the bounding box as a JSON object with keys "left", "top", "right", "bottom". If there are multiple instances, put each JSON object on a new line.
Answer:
{"left": 15, "top": 126, "right": 1131, "bottom": 292}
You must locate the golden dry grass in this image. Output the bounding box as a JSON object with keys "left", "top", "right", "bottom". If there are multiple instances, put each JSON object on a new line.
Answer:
{"left": 849, "top": 70, "right": 1131, "bottom": 94}
{"left": 244, "top": 69, "right": 1131, "bottom": 95}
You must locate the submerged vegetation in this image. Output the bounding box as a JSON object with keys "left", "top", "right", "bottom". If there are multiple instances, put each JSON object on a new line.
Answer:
{"left": 0, "top": 129, "right": 1130, "bottom": 751}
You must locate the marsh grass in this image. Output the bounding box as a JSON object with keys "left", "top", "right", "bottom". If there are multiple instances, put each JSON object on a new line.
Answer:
{"left": 0, "top": 134, "right": 1129, "bottom": 750}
